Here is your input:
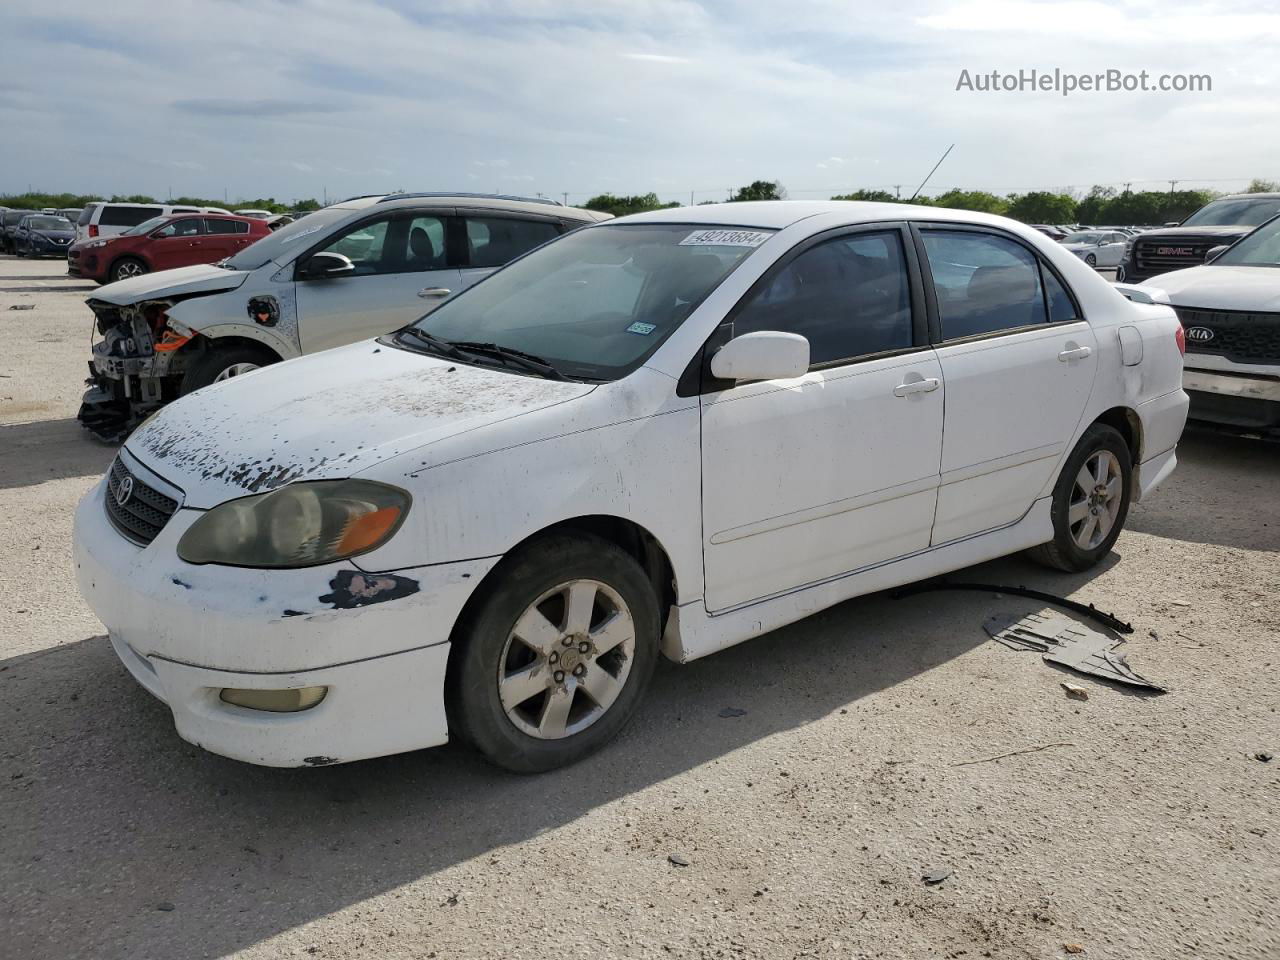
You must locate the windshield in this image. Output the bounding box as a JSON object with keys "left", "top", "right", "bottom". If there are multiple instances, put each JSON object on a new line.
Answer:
{"left": 1181, "top": 198, "right": 1280, "bottom": 227}
{"left": 26, "top": 216, "right": 72, "bottom": 231}
{"left": 407, "top": 223, "right": 771, "bottom": 381}
{"left": 122, "top": 216, "right": 169, "bottom": 237}
{"left": 1064, "top": 232, "right": 1103, "bottom": 244}
{"left": 1214, "top": 216, "right": 1280, "bottom": 268}
{"left": 223, "top": 205, "right": 355, "bottom": 269}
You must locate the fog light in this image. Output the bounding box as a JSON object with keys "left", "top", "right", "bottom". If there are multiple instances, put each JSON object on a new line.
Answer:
{"left": 219, "top": 686, "right": 327, "bottom": 713}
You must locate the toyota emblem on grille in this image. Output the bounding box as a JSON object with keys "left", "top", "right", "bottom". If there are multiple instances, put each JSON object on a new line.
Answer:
{"left": 1186, "top": 326, "right": 1215, "bottom": 342}
{"left": 115, "top": 475, "right": 135, "bottom": 506}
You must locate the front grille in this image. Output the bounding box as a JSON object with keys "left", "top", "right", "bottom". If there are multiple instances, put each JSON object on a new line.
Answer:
{"left": 1174, "top": 307, "right": 1280, "bottom": 364}
{"left": 1134, "top": 237, "right": 1221, "bottom": 276}
{"left": 104, "top": 457, "right": 179, "bottom": 546}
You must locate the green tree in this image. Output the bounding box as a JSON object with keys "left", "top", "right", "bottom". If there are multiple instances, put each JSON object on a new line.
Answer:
{"left": 928, "top": 189, "right": 1007, "bottom": 215}
{"left": 730, "top": 180, "right": 785, "bottom": 202}
{"left": 830, "top": 189, "right": 902, "bottom": 202}
{"left": 1075, "top": 185, "right": 1117, "bottom": 224}
{"left": 1005, "top": 191, "right": 1077, "bottom": 224}
{"left": 583, "top": 192, "right": 678, "bottom": 217}
{"left": 1246, "top": 179, "right": 1279, "bottom": 193}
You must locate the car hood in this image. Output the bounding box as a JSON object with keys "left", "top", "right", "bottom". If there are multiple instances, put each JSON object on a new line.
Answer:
{"left": 1140, "top": 265, "right": 1280, "bottom": 311}
{"left": 1138, "top": 225, "right": 1253, "bottom": 241}
{"left": 32, "top": 229, "right": 75, "bottom": 239}
{"left": 125, "top": 340, "right": 596, "bottom": 508}
{"left": 1062, "top": 243, "right": 1099, "bottom": 252}
{"left": 92, "top": 263, "right": 249, "bottom": 305}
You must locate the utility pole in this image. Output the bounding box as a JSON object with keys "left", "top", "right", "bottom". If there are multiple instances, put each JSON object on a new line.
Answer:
{"left": 894, "top": 184, "right": 902, "bottom": 198}
{"left": 1123, "top": 182, "right": 1132, "bottom": 194}
{"left": 690, "top": 190, "right": 694, "bottom": 207}
{"left": 562, "top": 192, "right": 568, "bottom": 206}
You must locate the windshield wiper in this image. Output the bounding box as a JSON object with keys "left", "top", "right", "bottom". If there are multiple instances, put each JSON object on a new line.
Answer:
{"left": 395, "top": 327, "right": 469, "bottom": 361}
{"left": 448, "top": 341, "right": 568, "bottom": 381}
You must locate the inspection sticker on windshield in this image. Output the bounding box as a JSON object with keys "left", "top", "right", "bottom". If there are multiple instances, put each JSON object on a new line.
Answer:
{"left": 679, "top": 229, "right": 770, "bottom": 248}
{"left": 626, "top": 321, "right": 657, "bottom": 335}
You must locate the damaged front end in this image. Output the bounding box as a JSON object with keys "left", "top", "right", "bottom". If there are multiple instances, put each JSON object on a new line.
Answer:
{"left": 78, "top": 299, "right": 197, "bottom": 442}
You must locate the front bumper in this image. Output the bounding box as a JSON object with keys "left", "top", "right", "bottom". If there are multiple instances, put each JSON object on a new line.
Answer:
{"left": 73, "top": 467, "right": 499, "bottom": 766}
{"left": 1183, "top": 368, "right": 1280, "bottom": 432}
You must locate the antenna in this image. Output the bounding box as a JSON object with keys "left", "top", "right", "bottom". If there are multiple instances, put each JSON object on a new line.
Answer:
{"left": 909, "top": 144, "right": 955, "bottom": 201}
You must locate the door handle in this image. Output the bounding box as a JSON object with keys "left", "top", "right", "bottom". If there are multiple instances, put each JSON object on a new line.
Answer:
{"left": 418, "top": 287, "right": 451, "bottom": 299}
{"left": 893, "top": 377, "right": 940, "bottom": 398}
{"left": 1058, "top": 345, "right": 1092, "bottom": 362}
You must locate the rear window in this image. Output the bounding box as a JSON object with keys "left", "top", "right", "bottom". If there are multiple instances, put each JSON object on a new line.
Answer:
{"left": 100, "top": 205, "right": 164, "bottom": 227}
{"left": 465, "top": 217, "right": 561, "bottom": 268}
{"left": 78, "top": 205, "right": 98, "bottom": 226}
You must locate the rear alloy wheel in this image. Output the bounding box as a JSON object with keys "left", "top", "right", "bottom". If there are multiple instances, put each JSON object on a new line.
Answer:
{"left": 1085, "top": 253, "right": 1097, "bottom": 267}
{"left": 1029, "top": 423, "right": 1132, "bottom": 572}
{"left": 449, "top": 533, "right": 660, "bottom": 773}
{"left": 110, "top": 258, "right": 147, "bottom": 282}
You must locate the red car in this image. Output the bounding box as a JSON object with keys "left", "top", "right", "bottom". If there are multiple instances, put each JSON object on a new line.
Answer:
{"left": 68, "top": 213, "right": 269, "bottom": 284}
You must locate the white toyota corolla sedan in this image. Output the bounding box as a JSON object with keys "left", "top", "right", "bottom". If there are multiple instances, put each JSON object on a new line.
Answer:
{"left": 73, "top": 201, "right": 1189, "bottom": 772}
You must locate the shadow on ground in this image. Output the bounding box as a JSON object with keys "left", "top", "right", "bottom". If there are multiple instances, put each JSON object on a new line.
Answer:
{"left": 0, "top": 418, "right": 114, "bottom": 490}
{"left": 2, "top": 553, "right": 1114, "bottom": 960}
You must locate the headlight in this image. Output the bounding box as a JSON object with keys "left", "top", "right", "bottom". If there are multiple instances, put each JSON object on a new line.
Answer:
{"left": 85, "top": 239, "right": 108, "bottom": 249}
{"left": 1123, "top": 240, "right": 1134, "bottom": 258}
{"left": 177, "top": 479, "right": 410, "bottom": 568}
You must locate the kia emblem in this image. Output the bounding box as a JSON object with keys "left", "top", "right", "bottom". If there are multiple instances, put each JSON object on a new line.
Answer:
{"left": 1185, "top": 326, "right": 1215, "bottom": 342}
{"left": 115, "top": 475, "right": 135, "bottom": 506}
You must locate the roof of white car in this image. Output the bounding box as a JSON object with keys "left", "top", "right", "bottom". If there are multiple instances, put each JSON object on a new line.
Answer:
{"left": 617, "top": 200, "right": 1008, "bottom": 230}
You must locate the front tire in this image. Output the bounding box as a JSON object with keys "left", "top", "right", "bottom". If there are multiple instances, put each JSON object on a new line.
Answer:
{"left": 180, "top": 343, "right": 277, "bottom": 395}
{"left": 1029, "top": 423, "right": 1132, "bottom": 572}
{"left": 1085, "top": 253, "right": 1097, "bottom": 267}
{"left": 110, "top": 257, "right": 148, "bottom": 282}
{"left": 448, "top": 533, "right": 661, "bottom": 773}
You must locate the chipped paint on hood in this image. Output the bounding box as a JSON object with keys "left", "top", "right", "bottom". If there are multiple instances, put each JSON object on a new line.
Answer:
{"left": 125, "top": 340, "right": 595, "bottom": 508}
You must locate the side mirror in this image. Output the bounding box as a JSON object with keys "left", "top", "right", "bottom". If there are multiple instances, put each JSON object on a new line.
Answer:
{"left": 301, "top": 251, "right": 355, "bottom": 280}
{"left": 1205, "top": 244, "right": 1230, "bottom": 262}
{"left": 710, "top": 331, "right": 810, "bottom": 382}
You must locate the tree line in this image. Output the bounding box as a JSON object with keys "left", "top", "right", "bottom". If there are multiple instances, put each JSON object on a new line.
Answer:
{"left": 0, "top": 192, "right": 322, "bottom": 214}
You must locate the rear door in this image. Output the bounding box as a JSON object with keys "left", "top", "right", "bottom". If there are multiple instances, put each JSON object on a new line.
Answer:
{"left": 295, "top": 208, "right": 461, "bottom": 354}
{"left": 148, "top": 217, "right": 207, "bottom": 271}
{"left": 203, "top": 218, "right": 254, "bottom": 259}
{"left": 916, "top": 225, "right": 1097, "bottom": 545}
{"left": 456, "top": 212, "right": 563, "bottom": 292}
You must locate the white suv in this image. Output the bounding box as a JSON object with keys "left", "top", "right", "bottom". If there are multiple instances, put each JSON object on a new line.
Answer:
{"left": 77, "top": 193, "right": 610, "bottom": 440}
{"left": 76, "top": 201, "right": 231, "bottom": 243}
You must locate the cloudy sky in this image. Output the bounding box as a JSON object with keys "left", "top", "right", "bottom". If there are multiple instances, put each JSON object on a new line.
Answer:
{"left": 2, "top": 0, "right": 1278, "bottom": 205}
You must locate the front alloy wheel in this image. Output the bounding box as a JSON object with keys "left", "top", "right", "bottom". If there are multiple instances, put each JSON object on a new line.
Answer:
{"left": 499, "top": 579, "right": 636, "bottom": 740}
{"left": 1068, "top": 450, "right": 1122, "bottom": 550}
{"left": 450, "top": 533, "right": 660, "bottom": 772}
{"left": 213, "top": 362, "right": 261, "bottom": 382}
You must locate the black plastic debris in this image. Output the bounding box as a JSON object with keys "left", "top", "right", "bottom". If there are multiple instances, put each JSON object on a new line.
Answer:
{"left": 717, "top": 707, "right": 747, "bottom": 718}
{"left": 896, "top": 581, "right": 1133, "bottom": 634}
{"left": 668, "top": 853, "right": 690, "bottom": 867}
{"left": 8, "top": 303, "right": 35, "bottom": 311}
{"left": 984, "top": 610, "right": 1166, "bottom": 692}
{"left": 922, "top": 868, "right": 951, "bottom": 885}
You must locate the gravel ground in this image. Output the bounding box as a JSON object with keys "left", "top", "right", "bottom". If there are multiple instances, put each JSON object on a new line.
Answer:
{"left": 1, "top": 256, "right": 1276, "bottom": 960}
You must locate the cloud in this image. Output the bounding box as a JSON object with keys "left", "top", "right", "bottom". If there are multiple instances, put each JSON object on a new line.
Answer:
{"left": 622, "top": 52, "right": 691, "bottom": 63}
{"left": 170, "top": 98, "right": 346, "bottom": 118}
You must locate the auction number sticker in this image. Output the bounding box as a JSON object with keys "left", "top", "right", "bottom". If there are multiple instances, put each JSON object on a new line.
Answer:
{"left": 679, "top": 229, "right": 771, "bottom": 247}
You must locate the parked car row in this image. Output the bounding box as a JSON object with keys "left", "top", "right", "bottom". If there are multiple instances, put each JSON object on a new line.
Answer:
{"left": 68, "top": 212, "right": 271, "bottom": 282}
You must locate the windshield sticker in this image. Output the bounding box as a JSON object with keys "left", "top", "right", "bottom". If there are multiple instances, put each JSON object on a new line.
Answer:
{"left": 278, "top": 224, "right": 326, "bottom": 245}
{"left": 626, "top": 321, "right": 657, "bottom": 335}
{"left": 679, "top": 229, "right": 770, "bottom": 248}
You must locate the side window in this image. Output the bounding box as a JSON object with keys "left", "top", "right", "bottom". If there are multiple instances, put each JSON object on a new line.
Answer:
{"left": 155, "top": 218, "right": 204, "bottom": 238}
{"left": 205, "top": 218, "right": 250, "bottom": 235}
{"left": 398, "top": 215, "right": 447, "bottom": 271}
{"left": 921, "top": 230, "right": 1046, "bottom": 339}
{"left": 100, "top": 205, "right": 162, "bottom": 227}
{"left": 732, "top": 231, "right": 914, "bottom": 366}
{"left": 316, "top": 217, "right": 393, "bottom": 274}
{"left": 465, "top": 217, "right": 559, "bottom": 269}
{"left": 1042, "top": 267, "right": 1080, "bottom": 323}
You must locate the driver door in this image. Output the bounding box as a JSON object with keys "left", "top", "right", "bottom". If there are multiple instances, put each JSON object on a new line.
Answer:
{"left": 296, "top": 210, "right": 462, "bottom": 354}
{"left": 149, "top": 217, "right": 207, "bottom": 271}
{"left": 699, "top": 225, "right": 944, "bottom": 612}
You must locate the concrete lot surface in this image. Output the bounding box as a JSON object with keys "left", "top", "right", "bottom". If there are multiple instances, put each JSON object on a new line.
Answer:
{"left": 1, "top": 256, "right": 1277, "bottom": 960}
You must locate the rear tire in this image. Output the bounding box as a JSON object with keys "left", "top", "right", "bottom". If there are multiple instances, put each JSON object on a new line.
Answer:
{"left": 1085, "top": 253, "right": 1097, "bottom": 267}
{"left": 180, "top": 343, "right": 278, "bottom": 395}
{"left": 448, "top": 533, "right": 661, "bottom": 773}
{"left": 1028, "top": 423, "right": 1132, "bottom": 572}
{"left": 110, "top": 257, "right": 148, "bottom": 282}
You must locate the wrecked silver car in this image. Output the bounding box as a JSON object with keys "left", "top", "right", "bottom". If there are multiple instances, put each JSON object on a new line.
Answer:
{"left": 77, "top": 193, "right": 609, "bottom": 440}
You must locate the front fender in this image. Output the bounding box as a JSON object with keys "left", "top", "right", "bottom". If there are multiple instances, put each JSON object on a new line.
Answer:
{"left": 167, "top": 287, "right": 300, "bottom": 359}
